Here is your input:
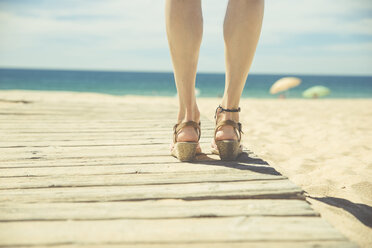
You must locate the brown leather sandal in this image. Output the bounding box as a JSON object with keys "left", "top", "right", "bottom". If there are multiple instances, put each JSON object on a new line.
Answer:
{"left": 212, "top": 105, "right": 243, "bottom": 161}
{"left": 171, "top": 121, "right": 201, "bottom": 162}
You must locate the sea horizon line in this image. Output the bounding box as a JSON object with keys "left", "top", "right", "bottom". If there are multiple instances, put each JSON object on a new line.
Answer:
{"left": 1, "top": 67, "right": 372, "bottom": 78}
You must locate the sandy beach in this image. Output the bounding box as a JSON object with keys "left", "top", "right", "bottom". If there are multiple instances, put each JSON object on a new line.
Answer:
{"left": 199, "top": 97, "right": 372, "bottom": 247}
{"left": 1, "top": 90, "right": 371, "bottom": 247}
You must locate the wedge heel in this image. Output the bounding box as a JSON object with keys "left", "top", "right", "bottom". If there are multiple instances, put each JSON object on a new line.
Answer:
{"left": 215, "top": 140, "right": 241, "bottom": 161}
{"left": 213, "top": 105, "right": 243, "bottom": 161}
{"left": 171, "top": 142, "right": 198, "bottom": 162}
{"left": 171, "top": 121, "right": 201, "bottom": 162}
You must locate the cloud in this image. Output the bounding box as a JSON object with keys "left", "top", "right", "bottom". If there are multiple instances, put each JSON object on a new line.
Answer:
{"left": 260, "top": 0, "right": 372, "bottom": 47}
{"left": 0, "top": 0, "right": 371, "bottom": 75}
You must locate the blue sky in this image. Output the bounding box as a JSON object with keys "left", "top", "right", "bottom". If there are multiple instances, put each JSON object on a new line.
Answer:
{"left": 0, "top": 0, "right": 371, "bottom": 75}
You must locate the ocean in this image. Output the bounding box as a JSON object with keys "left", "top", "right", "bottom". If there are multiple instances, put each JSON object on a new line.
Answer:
{"left": 0, "top": 68, "right": 371, "bottom": 98}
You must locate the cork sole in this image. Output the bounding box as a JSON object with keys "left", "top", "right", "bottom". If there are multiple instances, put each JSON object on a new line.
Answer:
{"left": 171, "top": 142, "right": 198, "bottom": 162}
{"left": 215, "top": 140, "right": 241, "bottom": 161}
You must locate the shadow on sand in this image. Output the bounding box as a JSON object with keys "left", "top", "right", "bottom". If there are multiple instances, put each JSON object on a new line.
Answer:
{"left": 193, "top": 150, "right": 281, "bottom": 176}
{"left": 309, "top": 196, "right": 372, "bottom": 228}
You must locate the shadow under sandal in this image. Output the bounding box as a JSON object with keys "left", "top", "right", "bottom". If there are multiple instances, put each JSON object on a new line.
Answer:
{"left": 213, "top": 106, "right": 243, "bottom": 161}
{"left": 171, "top": 121, "right": 201, "bottom": 162}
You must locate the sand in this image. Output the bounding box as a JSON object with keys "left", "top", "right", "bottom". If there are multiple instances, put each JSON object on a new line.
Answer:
{"left": 198, "top": 98, "right": 372, "bottom": 248}
{"left": 1, "top": 90, "right": 371, "bottom": 247}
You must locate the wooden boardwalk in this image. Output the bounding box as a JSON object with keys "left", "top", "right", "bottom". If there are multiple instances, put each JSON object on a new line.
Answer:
{"left": 0, "top": 93, "right": 356, "bottom": 247}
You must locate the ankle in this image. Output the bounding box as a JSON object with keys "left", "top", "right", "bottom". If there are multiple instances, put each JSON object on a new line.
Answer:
{"left": 178, "top": 105, "right": 200, "bottom": 123}
{"left": 216, "top": 105, "right": 240, "bottom": 123}
{"left": 217, "top": 111, "right": 239, "bottom": 123}
{"left": 220, "top": 96, "right": 240, "bottom": 109}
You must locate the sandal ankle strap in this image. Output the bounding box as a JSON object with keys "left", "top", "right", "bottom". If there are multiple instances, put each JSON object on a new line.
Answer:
{"left": 214, "top": 105, "right": 241, "bottom": 120}
{"left": 173, "top": 121, "right": 201, "bottom": 144}
{"left": 214, "top": 105, "right": 243, "bottom": 142}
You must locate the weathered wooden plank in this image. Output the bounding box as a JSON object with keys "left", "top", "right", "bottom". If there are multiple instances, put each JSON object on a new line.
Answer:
{"left": 0, "top": 144, "right": 175, "bottom": 161}
{"left": 0, "top": 115, "right": 180, "bottom": 121}
{"left": 0, "top": 103, "right": 176, "bottom": 110}
{"left": 0, "top": 140, "right": 227, "bottom": 155}
{"left": 0, "top": 108, "right": 176, "bottom": 114}
{"left": 8, "top": 241, "right": 356, "bottom": 248}
{"left": 0, "top": 155, "right": 177, "bottom": 167}
{"left": 0, "top": 170, "right": 285, "bottom": 190}
{"left": 1, "top": 130, "right": 184, "bottom": 135}
{"left": 0, "top": 109, "right": 177, "bottom": 114}
{"left": 0, "top": 141, "right": 173, "bottom": 148}
{"left": 0, "top": 138, "right": 214, "bottom": 147}
{"left": 0, "top": 119, "right": 213, "bottom": 126}
{"left": 0, "top": 123, "right": 204, "bottom": 128}
{"left": 0, "top": 142, "right": 239, "bottom": 161}
{"left": 0, "top": 180, "right": 303, "bottom": 203}
{"left": 0, "top": 125, "right": 214, "bottom": 131}
{"left": 0, "top": 154, "right": 219, "bottom": 167}
{"left": 0, "top": 199, "right": 317, "bottom": 221}
{"left": 0, "top": 132, "right": 214, "bottom": 144}
{"left": 0, "top": 135, "right": 216, "bottom": 146}
{"left": 0, "top": 134, "right": 215, "bottom": 144}
{"left": 0, "top": 138, "right": 214, "bottom": 148}
{"left": 0, "top": 119, "right": 191, "bottom": 124}
{"left": 0, "top": 135, "right": 196, "bottom": 144}
{"left": 0, "top": 124, "right": 213, "bottom": 133}
{"left": 0, "top": 151, "right": 185, "bottom": 162}
{"left": 0, "top": 122, "right": 196, "bottom": 128}
{"left": 0, "top": 160, "right": 267, "bottom": 177}
{"left": 0, "top": 113, "right": 178, "bottom": 119}
{"left": 0, "top": 105, "right": 173, "bottom": 110}
{"left": 0, "top": 217, "right": 347, "bottom": 246}
{"left": 0, "top": 118, "right": 183, "bottom": 122}
{"left": 0, "top": 150, "right": 263, "bottom": 169}
{"left": 0, "top": 154, "right": 262, "bottom": 171}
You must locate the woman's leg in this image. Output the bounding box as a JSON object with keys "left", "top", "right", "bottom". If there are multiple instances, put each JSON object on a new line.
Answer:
{"left": 216, "top": 0, "right": 264, "bottom": 141}
{"left": 165, "top": 0, "right": 203, "bottom": 143}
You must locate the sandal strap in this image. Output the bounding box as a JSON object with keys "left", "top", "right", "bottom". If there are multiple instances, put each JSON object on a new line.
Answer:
{"left": 214, "top": 105, "right": 241, "bottom": 120}
{"left": 214, "top": 105, "right": 243, "bottom": 142}
{"left": 173, "top": 121, "right": 201, "bottom": 143}
{"left": 214, "top": 120, "right": 243, "bottom": 142}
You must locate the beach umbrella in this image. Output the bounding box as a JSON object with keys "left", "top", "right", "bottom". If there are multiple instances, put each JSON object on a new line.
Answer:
{"left": 270, "top": 77, "right": 301, "bottom": 95}
{"left": 302, "top": 85, "right": 330, "bottom": 98}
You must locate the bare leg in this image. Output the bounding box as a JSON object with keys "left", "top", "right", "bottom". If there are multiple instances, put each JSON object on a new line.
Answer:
{"left": 165, "top": 0, "right": 203, "bottom": 143}
{"left": 215, "top": 0, "right": 264, "bottom": 141}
